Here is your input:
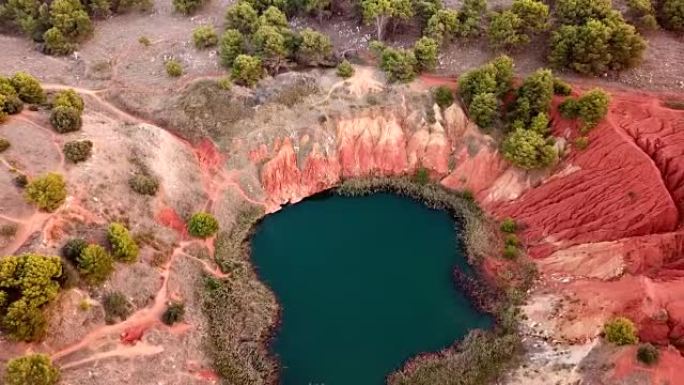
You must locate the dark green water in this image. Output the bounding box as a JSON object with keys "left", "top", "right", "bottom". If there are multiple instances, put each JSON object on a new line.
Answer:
{"left": 251, "top": 193, "right": 491, "bottom": 385}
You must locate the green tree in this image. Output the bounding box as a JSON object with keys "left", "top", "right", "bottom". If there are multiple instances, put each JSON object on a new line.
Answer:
{"left": 50, "top": 105, "right": 82, "bottom": 133}
{"left": 61, "top": 238, "right": 87, "bottom": 264}
{"left": 42, "top": 27, "right": 76, "bottom": 55}
{"left": 502, "top": 128, "right": 557, "bottom": 169}
{"left": 53, "top": 88, "right": 84, "bottom": 112}
{"left": 413, "top": 36, "right": 439, "bottom": 71}
{"left": 457, "top": 55, "right": 513, "bottom": 105}
{"left": 187, "top": 212, "right": 220, "bottom": 238}
{"left": 192, "top": 25, "right": 218, "bottom": 48}
{"left": 25, "top": 173, "right": 67, "bottom": 212}
{"left": 303, "top": 0, "right": 330, "bottom": 22}
{"left": 604, "top": 317, "right": 638, "bottom": 345}
{"left": 413, "top": 0, "right": 442, "bottom": 27}
{"left": 511, "top": 0, "right": 549, "bottom": 33}
{"left": 252, "top": 25, "right": 289, "bottom": 71}
{"left": 487, "top": 10, "right": 527, "bottom": 50}
{"left": 296, "top": 28, "right": 332, "bottom": 66}
{"left": 511, "top": 68, "right": 554, "bottom": 125}
{"left": 0, "top": 0, "right": 51, "bottom": 38}
{"left": 219, "top": 29, "right": 245, "bottom": 68}
{"left": 432, "top": 86, "right": 454, "bottom": 108}
{"left": 77, "top": 244, "right": 114, "bottom": 284}
{"left": 4, "top": 354, "right": 59, "bottom": 385}
{"left": 172, "top": 0, "right": 206, "bottom": 15}
{"left": 107, "top": 223, "right": 139, "bottom": 263}
{"left": 243, "top": 0, "right": 286, "bottom": 13}
{"left": 456, "top": 0, "right": 487, "bottom": 38}
{"left": 555, "top": 0, "right": 612, "bottom": 24}
{"left": 379, "top": 46, "right": 418, "bottom": 82}
{"left": 10, "top": 72, "right": 45, "bottom": 104}
{"left": 49, "top": 0, "right": 93, "bottom": 40}
{"left": 636, "top": 343, "right": 659, "bottom": 365}
{"left": 231, "top": 54, "right": 264, "bottom": 86}
{"left": 361, "top": 0, "right": 414, "bottom": 41}
{"left": 162, "top": 301, "right": 185, "bottom": 325}
{"left": 225, "top": 1, "right": 259, "bottom": 35}
{"left": 660, "top": 0, "right": 684, "bottom": 31}
{"left": 469, "top": 92, "right": 498, "bottom": 128}
{"left": 425, "top": 8, "right": 459, "bottom": 43}
{"left": 576, "top": 88, "right": 610, "bottom": 129}
{"left": 259, "top": 5, "right": 288, "bottom": 28}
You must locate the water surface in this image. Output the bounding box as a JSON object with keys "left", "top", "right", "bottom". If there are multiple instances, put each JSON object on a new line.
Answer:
{"left": 251, "top": 193, "right": 491, "bottom": 385}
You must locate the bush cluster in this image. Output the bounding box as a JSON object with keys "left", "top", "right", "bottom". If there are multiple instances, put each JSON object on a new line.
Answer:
{"left": 188, "top": 212, "right": 220, "bottom": 238}
{"left": 4, "top": 354, "right": 60, "bottom": 385}
{"left": 25, "top": 172, "right": 67, "bottom": 212}
{"left": 63, "top": 139, "right": 92, "bottom": 162}
{"left": 604, "top": 317, "right": 638, "bottom": 345}
{"left": 549, "top": 0, "right": 646, "bottom": 75}
{"left": 499, "top": 217, "right": 521, "bottom": 259}
{"left": 50, "top": 105, "right": 82, "bottom": 133}
{"left": 487, "top": 0, "right": 549, "bottom": 50}
{"left": 107, "top": 222, "right": 139, "bottom": 263}
{"left": 0, "top": 254, "right": 62, "bottom": 341}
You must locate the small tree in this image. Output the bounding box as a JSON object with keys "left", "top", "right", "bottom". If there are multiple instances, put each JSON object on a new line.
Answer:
{"left": 25, "top": 173, "right": 67, "bottom": 212}
{"left": 553, "top": 78, "right": 572, "bottom": 96}
{"left": 659, "top": 0, "right": 684, "bottom": 31}
{"left": 231, "top": 54, "right": 264, "bottom": 87}
{"left": 511, "top": 0, "right": 549, "bottom": 34}
{"left": 259, "top": 5, "right": 288, "bottom": 28}
{"left": 50, "top": 105, "right": 82, "bottom": 133}
{"left": 425, "top": 9, "right": 459, "bottom": 43}
{"left": 53, "top": 88, "right": 84, "bottom": 112}
{"left": 432, "top": 86, "right": 454, "bottom": 108}
{"left": 77, "top": 244, "right": 114, "bottom": 284}
{"left": 107, "top": 222, "right": 139, "bottom": 263}
{"left": 336, "top": 60, "right": 354, "bottom": 78}
{"left": 361, "top": 0, "right": 414, "bottom": 41}
{"left": 4, "top": 354, "right": 59, "bottom": 385}
{"left": 379, "top": 46, "right": 418, "bottom": 82}
{"left": 187, "top": 212, "right": 219, "bottom": 238}
{"left": 296, "top": 28, "right": 332, "bottom": 66}
{"left": 458, "top": 55, "right": 513, "bottom": 106}
{"left": 252, "top": 25, "right": 289, "bottom": 71}
{"left": 487, "top": 10, "right": 527, "bottom": 50}
{"left": 219, "top": 29, "right": 245, "bottom": 68}
{"left": 512, "top": 68, "right": 554, "bottom": 125}
{"left": 604, "top": 317, "right": 638, "bottom": 345}
{"left": 225, "top": 2, "right": 259, "bottom": 35}
{"left": 63, "top": 140, "right": 92, "bottom": 163}
{"left": 469, "top": 92, "right": 498, "bottom": 128}
{"left": 502, "top": 128, "right": 557, "bottom": 169}
{"left": 192, "top": 25, "right": 218, "bottom": 49}
{"left": 49, "top": 0, "right": 93, "bottom": 40}
{"left": 555, "top": 0, "right": 612, "bottom": 24}
{"left": 42, "top": 27, "right": 76, "bottom": 55}
{"left": 413, "top": 36, "right": 439, "bottom": 71}
{"left": 10, "top": 72, "right": 45, "bottom": 104}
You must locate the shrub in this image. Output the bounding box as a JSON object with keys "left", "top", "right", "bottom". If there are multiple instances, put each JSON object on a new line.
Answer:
{"left": 0, "top": 137, "right": 10, "bottom": 152}
{"left": 63, "top": 139, "right": 92, "bottom": 163}
{"left": 77, "top": 244, "right": 114, "bottom": 284}
{"left": 425, "top": 9, "right": 460, "bottom": 43}
{"left": 502, "top": 128, "right": 557, "bottom": 169}
{"left": 188, "top": 212, "right": 219, "bottom": 238}
{"left": 252, "top": 25, "right": 289, "bottom": 70}
{"left": 129, "top": 174, "right": 159, "bottom": 195}
{"left": 107, "top": 222, "right": 139, "bottom": 263}
{"left": 103, "top": 291, "right": 131, "bottom": 324}
{"left": 659, "top": 0, "right": 684, "bottom": 31}
{"left": 4, "top": 354, "right": 59, "bottom": 385}
{"left": 225, "top": 1, "right": 259, "bottom": 34}
{"left": 61, "top": 237, "right": 87, "bottom": 264}
{"left": 219, "top": 29, "right": 245, "bottom": 68}
{"left": 504, "top": 234, "right": 520, "bottom": 246}
{"left": 487, "top": 10, "right": 527, "bottom": 50}
{"left": 469, "top": 92, "right": 498, "bottom": 128}
{"left": 413, "top": 167, "right": 430, "bottom": 185}
{"left": 173, "top": 0, "right": 205, "bottom": 14}
{"left": 604, "top": 317, "right": 638, "bottom": 345}
{"left": 259, "top": 5, "right": 288, "bottom": 28}
{"left": 49, "top": 106, "right": 82, "bottom": 133}
{"left": 433, "top": 86, "right": 454, "bottom": 108}
{"left": 574, "top": 136, "right": 589, "bottom": 150}
{"left": 500, "top": 217, "right": 517, "bottom": 233}
{"left": 296, "top": 28, "right": 333, "bottom": 66}
{"left": 576, "top": 88, "right": 610, "bottom": 129}
{"left": 138, "top": 36, "right": 151, "bottom": 46}
{"left": 503, "top": 244, "right": 519, "bottom": 259}
{"left": 217, "top": 76, "right": 233, "bottom": 90}
{"left": 553, "top": 78, "right": 572, "bottom": 96}
{"left": 336, "top": 60, "right": 354, "bottom": 78}
{"left": 555, "top": 0, "right": 613, "bottom": 24}
{"left": 10, "top": 72, "right": 45, "bottom": 104}
{"left": 0, "top": 86, "right": 24, "bottom": 114}
{"left": 192, "top": 25, "right": 218, "bottom": 49}
{"left": 53, "top": 89, "right": 84, "bottom": 112}
{"left": 165, "top": 59, "right": 183, "bottom": 77}
{"left": 458, "top": 55, "right": 513, "bottom": 105}
{"left": 25, "top": 173, "right": 67, "bottom": 212}
{"left": 379, "top": 47, "right": 418, "bottom": 83}
{"left": 42, "top": 27, "right": 76, "bottom": 55}
{"left": 511, "top": 68, "right": 554, "bottom": 125}
{"left": 231, "top": 54, "right": 263, "bottom": 87}
{"left": 49, "top": 0, "right": 93, "bottom": 40}
{"left": 457, "top": 0, "right": 487, "bottom": 38}
{"left": 636, "top": 343, "right": 659, "bottom": 365}
{"left": 413, "top": 36, "right": 439, "bottom": 71}
{"left": 162, "top": 301, "right": 185, "bottom": 325}
{"left": 511, "top": 0, "right": 549, "bottom": 33}
{"left": 2, "top": 301, "right": 48, "bottom": 341}
{"left": 13, "top": 174, "right": 28, "bottom": 188}
{"left": 559, "top": 97, "right": 579, "bottom": 119}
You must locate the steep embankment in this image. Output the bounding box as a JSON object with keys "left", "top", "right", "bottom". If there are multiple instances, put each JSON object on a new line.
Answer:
{"left": 253, "top": 82, "right": 684, "bottom": 384}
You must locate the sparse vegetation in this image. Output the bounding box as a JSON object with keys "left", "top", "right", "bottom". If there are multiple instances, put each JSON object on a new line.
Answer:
{"left": 129, "top": 174, "right": 159, "bottom": 196}
{"left": 188, "top": 212, "right": 219, "bottom": 238}
{"left": 604, "top": 317, "right": 638, "bottom": 345}
{"left": 413, "top": 167, "right": 430, "bottom": 185}
{"left": 165, "top": 59, "right": 183, "bottom": 77}
{"left": 162, "top": 301, "right": 185, "bottom": 325}
{"left": 25, "top": 172, "right": 67, "bottom": 212}
{"left": 4, "top": 354, "right": 60, "bottom": 385}
{"left": 103, "top": 291, "right": 131, "bottom": 324}
{"left": 107, "top": 222, "right": 139, "bottom": 263}
{"left": 63, "top": 139, "right": 93, "bottom": 163}
{"left": 77, "top": 244, "right": 114, "bottom": 284}
{"left": 192, "top": 25, "right": 218, "bottom": 49}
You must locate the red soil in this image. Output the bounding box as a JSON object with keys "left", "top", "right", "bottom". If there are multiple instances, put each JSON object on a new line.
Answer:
{"left": 156, "top": 206, "right": 188, "bottom": 236}
{"left": 612, "top": 345, "right": 684, "bottom": 385}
